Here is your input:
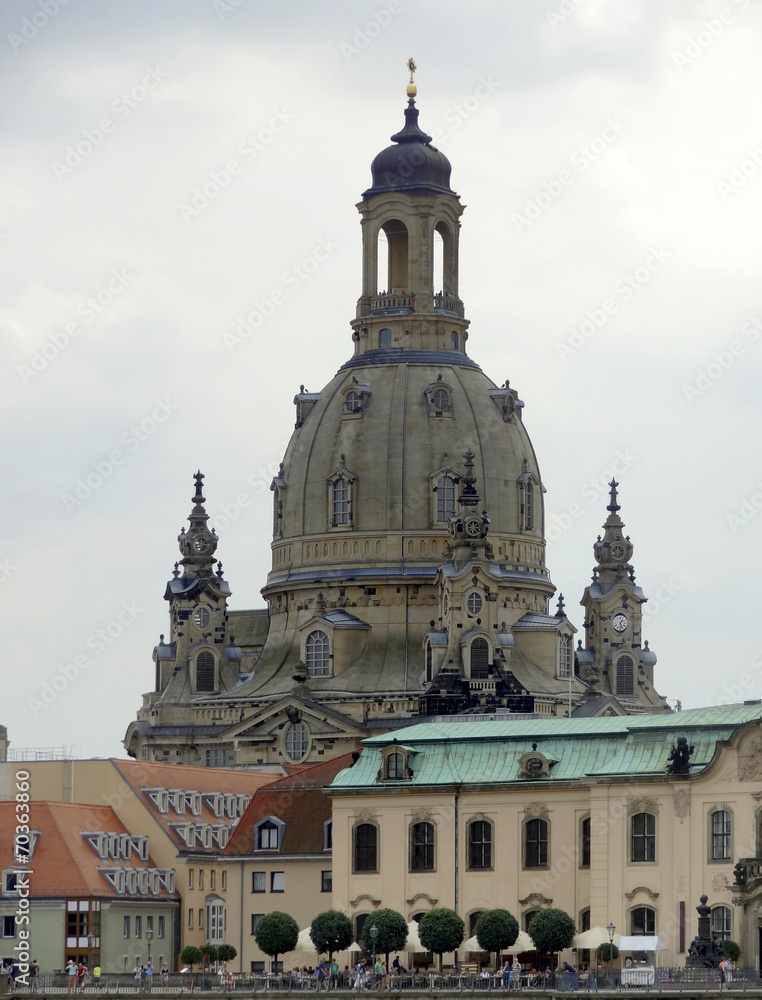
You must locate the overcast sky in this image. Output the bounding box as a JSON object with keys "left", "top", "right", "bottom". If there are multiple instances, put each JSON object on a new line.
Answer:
{"left": 2, "top": 0, "right": 762, "bottom": 760}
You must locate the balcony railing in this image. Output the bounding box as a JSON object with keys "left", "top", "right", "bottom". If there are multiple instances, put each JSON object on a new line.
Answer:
{"left": 434, "top": 292, "right": 465, "bottom": 316}
{"left": 370, "top": 293, "right": 414, "bottom": 312}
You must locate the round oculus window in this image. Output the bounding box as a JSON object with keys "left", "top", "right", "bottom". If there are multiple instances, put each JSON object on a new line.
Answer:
{"left": 193, "top": 607, "right": 211, "bottom": 629}
{"left": 467, "top": 592, "right": 483, "bottom": 615}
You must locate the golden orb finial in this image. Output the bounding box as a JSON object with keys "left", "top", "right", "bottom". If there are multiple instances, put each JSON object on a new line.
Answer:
{"left": 406, "top": 57, "right": 417, "bottom": 98}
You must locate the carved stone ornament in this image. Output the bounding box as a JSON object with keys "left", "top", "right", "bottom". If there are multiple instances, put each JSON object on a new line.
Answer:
{"left": 406, "top": 892, "right": 438, "bottom": 907}
{"left": 524, "top": 803, "right": 550, "bottom": 821}
{"left": 627, "top": 796, "right": 658, "bottom": 817}
{"left": 518, "top": 752, "right": 551, "bottom": 780}
{"left": 411, "top": 808, "right": 434, "bottom": 823}
{"left": 673, "top": 788, "right": 691, "bottom": 819}
{"left": 624, "top": 886, "right": 660, "bottom": 901}
{"left": 349, "top": 894, "right": 381, "bottom": 909}
{"left": 711, "top": 873, "right": 729, "bottom": 893}
{"left": 354, "top": 810, "right": 377, "bottom": 825}
{"left": 738, "top": 738, "right": 762, "bottom": 781}
{"left": 518, "top": 892, "right": 552, "bottom": 907}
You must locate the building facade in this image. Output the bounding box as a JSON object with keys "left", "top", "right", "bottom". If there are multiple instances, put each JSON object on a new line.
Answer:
{"left": 124, "top": 73, "right": 667, "bottom": 770}
{"left": 329, "top": 705, "right": 762, "bottom": 970}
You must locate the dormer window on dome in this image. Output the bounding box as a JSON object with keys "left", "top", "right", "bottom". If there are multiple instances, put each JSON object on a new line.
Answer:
{"left": 341, "top": 380, "right": 371, "bottom": 418}
{"left": 380, "top": 744, "right": 413, "bottom": 781}
{"left": 425, "top": 377, "right": 453, "bottom": 417}
{"left": 327, "top": 461, "right": 357, "bottom": 530}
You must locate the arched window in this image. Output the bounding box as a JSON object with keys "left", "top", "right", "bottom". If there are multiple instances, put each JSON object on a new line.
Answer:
{"left": 524, "top": 909, "right": 540, "bottom": 933}
{"left": 468, "top": 911, "right": 485, "bottom": 937}
{"left": 196, "top": 651, "right": 215, "bottom": 692}
{"left": 559, "top": 634, "right": 572, "bottom": 678}
{"left": 354, "top": 824, "right": 378, "bottom": 872}
{"left": 436, "top": 475, "right": 456, "bottom": 522}
{"left": 617, "top": 656, "right": 634, "bottom": 696}
{"left": 711, "top": 810, "right": 732, "bottom": 860}
{"left": 378, "top": 219, "right": 408, "bottom": 292}
{"left": 470, "top": 638, "right": 490, "bottom": 679}
{"left": 379, "top": 328, "right": 392, "bottom": 348}
{"left": 711, "top": 906, "right": 731, "bottom": 941}
{"left": 284, "top": 722, "right": 309, "bottom": 762}
{"left": 467, "top": 592, "right": 483, "bottom": 615}
{"left": 410, "top": 822, "right": 435, "bottom": 872}
{"left": 630, "top": 907, "right": 655, "bottom": 936}
{"left": 468, "top": 820, "right": 492, "bottom": 870}
{"left": 206, "top": 896, "right": 224, "bottom": 943}
{"left": 524, "top": 818, "right": 548, "bottom": 868}
{"left": 580, "top": 816, "right": 591, "bottom": 868}
{"left": 451, "top": 331, "right": 459, "bottom": 351}
{"left": 631, "top": 813, "right": 656, "bottom": 862}
{"left": 580, "top": 908, "right": 591, "bottom": 933}
{"left": 432, "top": 228, "right": 444, "bottom": 294}
{"left": 386, "top": 752, "right": 404, "bottom": 780}
{"left": 257, "top": 821, "right": 279, "bottom": 850}
{"left": 306, "top": 630, "right": 330, "bottom": 676}
{"left": 432, "top": 387, "right": 450, "bottom": 411}
{"left": 345, "top": 390, "right": 361, "bottom": 412}
{"left": 332, "top": 478, "right": 350, "bottom": 526}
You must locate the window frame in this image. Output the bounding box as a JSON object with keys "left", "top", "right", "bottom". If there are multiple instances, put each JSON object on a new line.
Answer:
{"left": 353, "top": 823, "right": 379, "bottom": 874}
{"left": 305, "top": 631, "right": 331, "bottom": 677}
{"left": 630, "top": 906, "right": 655, "bottom": 936}
{"left": 710, "top": 809, "right": 732, "bottom": 862}
{"left": 251, "top": 872, "right": 266, "bottom": 893}
{"left": 580, "top": 816, "right": 591, "bottom": 869}
{"left": 270, "top": 871, "right": 285, "bottom": 893}
{"left": 524, "top": 817, "right": 549, "bottom": 869}
{"left": 631, "top": 812, "right": 656, "bottom": 863}
{"left": 410, "top": 821, "right": 436, "bottom": 873}
{"left": 321, "top": 870, "right": 332, "bottom": 893}
{"left": 616, "top": 655, "right": 635, "bottom": 696}
{"left": 195, "top": 650, "right": 216, "bottom": 692}
{"left": 711, "top": 905, "right": 731, "bottom": 941}
{"left": 467, "top": 819, "right": 493, "bottom": 871}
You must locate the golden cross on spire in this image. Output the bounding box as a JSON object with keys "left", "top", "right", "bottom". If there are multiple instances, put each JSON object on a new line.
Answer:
{"left": 406, "top": 57, "right": 417, "bottom": 98}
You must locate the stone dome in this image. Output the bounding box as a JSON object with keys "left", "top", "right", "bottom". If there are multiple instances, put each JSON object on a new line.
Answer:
{"left": 364, "top": 99, "right": 454, "bottom": 198}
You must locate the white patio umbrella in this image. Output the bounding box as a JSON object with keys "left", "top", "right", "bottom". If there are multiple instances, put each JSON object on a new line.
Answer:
{"left": 463, "top": 930, "right": 535, "bottom": 954}
{"left": 572, "top": 927, "right": 622, "bottom": 950}
{"left": 283, "top": 927, "right": 318, "bottom": 960}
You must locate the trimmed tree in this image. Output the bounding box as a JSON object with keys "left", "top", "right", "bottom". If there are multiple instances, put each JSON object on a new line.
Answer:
{"left": 476, "top": 909, "right": 519, "bottom": 972}
{"left": 724, "top": 941, "right": 741, "bottom": 962}
{"left": 418, "top": 907, "right": 465, "bottom": 973}
{"left": 364, "top": 908, "right": 408, "bottom": 969}
{"left": 254, "top": 911, "right": 299, "bottom": 971}
{"left": 218, "top": 944, "right": 238, "bottom": 964}
{"left": 311, "top": 910, "right": 353, "bottom": 960}
{"left": 202, "top": 944, "right": 219, "bottom": 968}
{"left": 180, "top": 946, "right": 203, "bottom": 971}
{"left": 527, "top": 909, "right": 576, "bottom": 958}
{"left": 599, "top": 943, "right": 619, "bottom": 963}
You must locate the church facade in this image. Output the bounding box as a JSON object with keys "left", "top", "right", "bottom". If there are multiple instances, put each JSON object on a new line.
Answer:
{"left": 124, "top": 75, "right": 667, "bottom": 769}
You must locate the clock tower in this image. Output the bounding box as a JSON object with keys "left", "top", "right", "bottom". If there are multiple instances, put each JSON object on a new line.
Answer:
{"left": 576, "top": 481, "right": 665, "bottom": 711}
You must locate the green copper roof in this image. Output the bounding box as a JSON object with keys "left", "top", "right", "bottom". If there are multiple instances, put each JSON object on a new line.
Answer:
{"left": 329, "top": 703, "right": 762, "bottom": 790}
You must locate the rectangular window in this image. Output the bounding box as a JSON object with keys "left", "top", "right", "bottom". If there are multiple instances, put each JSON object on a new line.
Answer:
{"left": 271, "top": 871, "right": 285, "bottom": 893}
{"left": 123, "top": 916, "right": 130, "bottom": 939}
{"left": 210, "top": 870, "right": 216, "bottom": 890}
{"left": 221, "top": 870, "right": 227, "bottom": 891}
{"left": 135, "top": 915, "right": 142, "bottom": 939}
{"left": 468, "top": 820, "right": 492, "bottom": 870}
{"left": 158, "top": 916, "right": 165, "bottom": 939}
{"left": 146, "top": 915, "right": 154, "bottom": 934}
{"left": 251, "top": 962, "right": 265, "bottom": 973}
{"left": 188, "top": 869, "right": 194, "bottom": 890}
{"left": 188, "top": 910, "right": 193, "bottom": 930}
{"left": 631, "top": 813, "right": 656, "bottom": 862}
{"left": 198, "top": 870, "right": 204, "bottom": 890}
{"left": 251, "top": 914, "right": 264, "bottom": 935}
{"left": 252, "top": 872, "right": 266, "bottom": 893}
{"left": 198, "top": 908, "right": 204, "bottom": 931}
{"left": 525, "top": 819, "right": 548, "bottom": 868}
{"left": 580, "top": 817, "right": 591, "bottom": 869}
{"left": 712, "top": 811, "right": 732, "bottom": 861}
{"left": 2, "top": 916, "right": 16, "bottom": 937}
{"left": 321, "top": 871, "right": 332, "bottom": 893}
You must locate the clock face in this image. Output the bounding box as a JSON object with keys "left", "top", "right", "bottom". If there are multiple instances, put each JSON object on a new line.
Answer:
{"left": 464, "top": 517, "right": 482, "bottom": 538}
{"left": 612, "top": 613, "right": 628, "bottom": 633}
{"left": 526, "top": 756, "right": 544, "bottom": 772}
{"left": 193, "top": 536, "right": 210, "bottom": 553}
{"left": 611, "top": 543, "right": 626, "bottom": 560}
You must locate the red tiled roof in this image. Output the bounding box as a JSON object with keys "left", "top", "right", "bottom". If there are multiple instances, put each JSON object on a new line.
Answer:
{"left": 0, "top": 801, "right": 171, "bottom": 898}
{"left": 224, "top": 753, "right": 357, "bottom": 857}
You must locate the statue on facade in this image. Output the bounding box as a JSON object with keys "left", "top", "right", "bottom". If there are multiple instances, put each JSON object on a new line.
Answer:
{"left": 685, "top": 895, "right": 726, "bottom": 968}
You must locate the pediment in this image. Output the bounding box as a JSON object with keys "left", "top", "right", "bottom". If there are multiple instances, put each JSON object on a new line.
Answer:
{"left": 218, "top": 695, "right": 366, "bottom": 741}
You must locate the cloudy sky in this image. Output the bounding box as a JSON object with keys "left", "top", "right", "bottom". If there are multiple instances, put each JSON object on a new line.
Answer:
{"left": 2, "top": 0, "right": 762, "bottom": 760}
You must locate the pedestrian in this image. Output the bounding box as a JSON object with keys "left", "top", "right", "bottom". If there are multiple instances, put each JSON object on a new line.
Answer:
{"left": 512, "top": 958, "right": 522, "bottom": 989}
{"left": 77, "top": 962, "right": 87, "bottom": 991}
{"left": 30, "top": 959, "right": 40, "bottom": 993}
{"left": 145, "top": 961, "right": 154, "bottom": 991}
{"left": 66, "top": 961, "right": 78, "bottom": 994}
{"left": 354, "top": 961, "right": 365, "bottom": 990}
{"left": 720, "top": 957, "right": 732, "bottom": 991}
{"left": 161, "top": 963, "right": 169, "bottom": 990}
{"left": 563, "top": 962, "right": 578, "bottom": 991}
{"left": 329, "top": 959, "right": 339, "bottom": 991}
{"left": 93, "top": 964, "right": 102, "bottom": 990}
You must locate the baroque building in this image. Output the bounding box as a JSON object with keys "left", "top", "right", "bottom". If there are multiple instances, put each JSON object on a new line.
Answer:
{"left": 125, "top": 72, "right": 667, "bottom": 769}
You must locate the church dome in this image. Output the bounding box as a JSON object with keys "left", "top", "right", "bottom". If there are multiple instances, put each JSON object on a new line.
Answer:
{"left": 364, "top": 98, "right": 454, "bottom": 198}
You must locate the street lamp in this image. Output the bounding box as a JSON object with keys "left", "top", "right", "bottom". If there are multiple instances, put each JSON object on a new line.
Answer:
{"left": 607, "top": 923, "right": 616, "bottom": 987}
{"left": 146, "top": 927, "right": 154, "bottom": 965}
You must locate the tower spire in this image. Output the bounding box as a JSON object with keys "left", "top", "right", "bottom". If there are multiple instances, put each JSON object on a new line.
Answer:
{"left": 177, "top": 471, "right": 219, "bottom": 579}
